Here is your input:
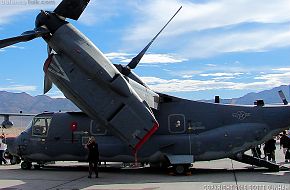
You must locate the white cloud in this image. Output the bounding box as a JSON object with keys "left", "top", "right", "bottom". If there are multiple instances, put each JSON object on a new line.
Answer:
{"left": 0, "top": 45, "right": 25, "bottom": 53}
{"left": 78, "top": 0, "right": 123, "bottom": 26}
{"left": 104, "top": 52, "right": 187, "bottom": 64}
{"left": 126, "top": 0, "right": 290, "bottom": 40}
{"left": 46, "top": 90, "right": 65, "bottom": 98}
{"left": 104, "top": 52, "right": 131, "bottom": 61}
{"left": 3, "top": 0, "right": 289, "bottom": 59}
{"left": 272, "top": 67, "right": 290, "bottom": 72}
{"left": 200, "top": 72, "right": 244, "bottom": 77}
{"left": 255, "top": 72, "right": 290, "bottom": 82}
{"left": 0, "top": 0, "right": 60, "bottom": 25}
{"left": 128, "top": 54, "right": 187, "bottom": 64}
{"left": 5, "top": 78, "right": 15, "bottom": 84}
{"left": 169, "top": 70, "right": 202, "bottom": 78}
{"left": 141, "top": 77, "right": 170, "bottom": 85}
{"left": 0, "top": 85, "right": 36, "bottom": 92}
{"left": 0, "top": 0, "right": 128, "bottom": 26}
{"left": 212, "top": 76, "right": 235, "bottom": 81}
{"left": 181, "top": 75, "right": 192, "bottom": 79}
{"left": 122, "top": 0, "right": 290, "bottom": 58}
{"left": 140, "top": 71, "right": 287, "bottom": 93}
{"left": 182, "top": 27, "right": 290, "bottom": 58}
{"left": 205, "top": 64, "right": 217, "bottom": 67}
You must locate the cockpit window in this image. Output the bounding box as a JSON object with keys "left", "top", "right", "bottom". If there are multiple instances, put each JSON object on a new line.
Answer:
{"left": 32, "top": 117, "right": 52, "bottom": 137}
{"left": 25, "top": 120, "right": 33, "bottom": 133}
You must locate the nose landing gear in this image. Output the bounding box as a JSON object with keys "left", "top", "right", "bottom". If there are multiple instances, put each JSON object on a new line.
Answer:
{"left": 21, "top": 161, "right": 32, "bottom": 170}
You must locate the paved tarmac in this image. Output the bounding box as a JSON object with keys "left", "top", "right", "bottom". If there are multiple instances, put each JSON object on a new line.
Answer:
{"left": 0, "top": 150, "right": 289, "bottom": 190}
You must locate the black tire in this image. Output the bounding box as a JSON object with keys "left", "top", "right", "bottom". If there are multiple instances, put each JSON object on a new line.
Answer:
{"left": 10, "top": 156, "right": 21, "bottom": 165}
{"left": 10, "top": 158, "right": 16, "bottom": 165}
{"left": 16, "top": 157, "right": 21, "bottom": 164}
{"left": 173, "top": 164, "right": 190, "bottom": 175}
{"left": 21, "top": 161, "right": 32, "bottom": 170}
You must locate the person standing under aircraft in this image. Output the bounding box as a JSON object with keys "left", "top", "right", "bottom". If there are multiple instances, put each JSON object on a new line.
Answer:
{"left": 251, "top": 145, "right": 262, "bottom": 158}
{"left": 86, "top": 136, "right": 99, "bottom": 178}
{"left": 0, "top": 135, "right": 7, "bottom": 165}
{"left": 264, "top": 138, "right": 276, "bottom": 163}
{"left": 280, "top": 131, "right": 290, "bottom": 162}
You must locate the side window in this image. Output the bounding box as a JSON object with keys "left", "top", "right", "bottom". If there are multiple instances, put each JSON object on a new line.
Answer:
{"left": 168, "top": 114, "right": 185, "bottom": 133}
{"left": 32, "top": 118, "right": 51, "bottom": 137}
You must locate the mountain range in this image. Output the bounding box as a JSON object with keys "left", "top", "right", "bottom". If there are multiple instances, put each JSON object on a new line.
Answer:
{"left": 207, "top": 85, "right": 290, "bottom": 105}
{"left": 0, "top": 91, "right": 79, "bottom": 113}
{"left": 0, "top": 85, "right": 289, "bottom": 127}
{"left": 0, "top": 91, "right": 79, "bottom": 127}
{"left": 1, "top": 85, "right": 290, "bottom": 113}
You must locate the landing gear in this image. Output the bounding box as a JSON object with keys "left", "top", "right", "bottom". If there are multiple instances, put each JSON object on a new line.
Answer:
{"left": 34, "top": 162, "right": 45, "bottom": 170}
{"left": 172, "top": 164, "right": 191, "bottom": 175}
{"left": 10, "top": 156, "right": 21, "bottom": 165}
{"left": 21, "top": 161, "right": 32, "bottom": 170}
{"left": 34, "top": 164, "right": 41, "bottom": 170}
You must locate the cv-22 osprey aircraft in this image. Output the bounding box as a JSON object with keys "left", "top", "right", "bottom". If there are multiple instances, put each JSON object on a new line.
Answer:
{"left": 1, "top": 0, "right": 290, "bottom": 174}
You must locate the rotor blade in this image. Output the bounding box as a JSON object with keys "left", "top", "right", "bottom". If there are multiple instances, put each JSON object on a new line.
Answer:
{"left": 0, "top": 28, "right": 49, "bottom": 49}
{"left": 44, "top": 74, "right": 53, "bottom": 94}
{"left": 54, "top": 0, "right": 90, "bottom": 20}
{"left": 127, "top": 6, "right": 182, "bottom": 70}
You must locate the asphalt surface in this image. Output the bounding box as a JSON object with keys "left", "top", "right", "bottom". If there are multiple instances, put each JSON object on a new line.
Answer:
{"left": 0, "top": 149, "right": 289, "bottom": 190}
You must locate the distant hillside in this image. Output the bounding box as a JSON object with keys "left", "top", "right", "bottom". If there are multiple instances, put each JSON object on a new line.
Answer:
{"left": 1, "top": 85, "right": 290, "bottom": 127}
{"left": 0, "top": 91, "right": 79, "bottom": 127}
{"left": 206, "top": 85, "right": 290, "bottom": 105}
{"left": 0, "top": 91, "right": 79, "bottom": 113}
{"left": 1, "top": 85, "right": 290, "bottom": 112}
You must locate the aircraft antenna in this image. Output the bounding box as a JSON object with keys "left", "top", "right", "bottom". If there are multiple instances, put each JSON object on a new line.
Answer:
{"left": 126, "top": 6, "right": 183, "bottom": 70}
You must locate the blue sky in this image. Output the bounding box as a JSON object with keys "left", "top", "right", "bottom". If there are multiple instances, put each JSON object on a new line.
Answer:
{"left": 1, "top": 0, "right": 290, "bottom": 100}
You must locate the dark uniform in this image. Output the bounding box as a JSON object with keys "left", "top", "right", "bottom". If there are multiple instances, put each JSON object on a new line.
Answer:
{"left": 87, "top": 140, "right": 99, "bottom": 178}
{"left": 264, "top": 138, "right": 276, "bottom": 162}
{"left": 280, "top": 133, "right": 290, "bottom": 162}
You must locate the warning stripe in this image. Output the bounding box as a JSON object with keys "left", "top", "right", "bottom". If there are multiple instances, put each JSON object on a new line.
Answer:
{"left": 133, "top": 122, "right": 159, "bottom": 154}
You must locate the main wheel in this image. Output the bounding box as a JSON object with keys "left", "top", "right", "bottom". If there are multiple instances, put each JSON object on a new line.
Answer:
{"left": 10, "top": 156, "right": 21, "bottom": 165}
{"left": 21, "top": 161, "right": 32, "bottom": 170}
{"left": 34, "top": 164, "right": 41, "bottom": 169}
{"left": 173, "top": 164, "right": 190, "bottom": 175}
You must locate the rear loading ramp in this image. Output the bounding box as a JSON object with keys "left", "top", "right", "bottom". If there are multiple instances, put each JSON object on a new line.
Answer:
{"left": 230, "top": 154, "right": 280, "bottom": 171}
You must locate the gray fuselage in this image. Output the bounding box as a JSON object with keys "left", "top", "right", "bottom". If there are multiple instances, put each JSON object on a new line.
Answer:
{"left": 6, "top": 95, "right": 290, "bottom": 165}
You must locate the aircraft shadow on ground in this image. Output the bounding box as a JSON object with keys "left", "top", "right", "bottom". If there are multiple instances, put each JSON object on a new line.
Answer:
{"left": 0, "top": 165, "right": 289, "bottom": 190}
